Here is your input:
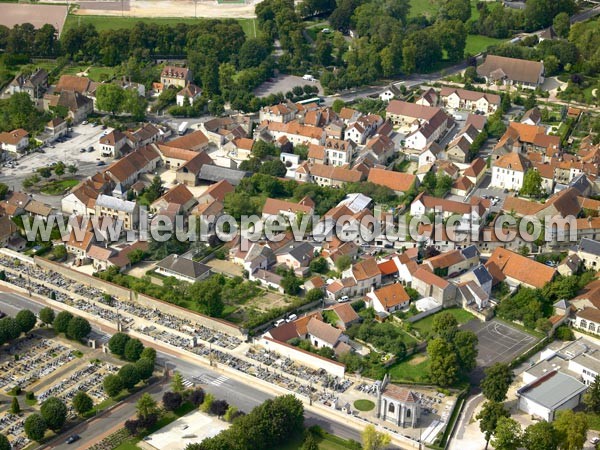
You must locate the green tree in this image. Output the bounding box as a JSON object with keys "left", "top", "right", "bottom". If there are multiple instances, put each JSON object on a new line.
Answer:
{"left": 306, "top": 288, "right": 324, "bottom": 303}
{"left": 427, "top": 338, "right": 458, "bottom": 387}
{"left": 361, "top": 424, "right": 391, "bottom": 450}
{"left": 301, "top": 432, "right": 319, "bottom": 450}
{"left": 584, "top": 375, "right": 600, "bottom": 413}
{"left": 72, "top": 391, "right": 94, "bottom": 415}
{"left": 481, "top": 363, "right": 514, "bottom": 402}
{"left": 140, "top": 347, "right": 157, "bottom": 362}
{"left": 103, "top": 374, "right": 124, "bottom": 398}
{"left": 52, "top": 311, "right": 72, "bottom": 334}
{"left": 38, "top": 167, "right": 52, "bottom": 179}
{"left": 332, "top": 99, "right": 345, "bottom": 113}
{"left": 521, "top": 169, "right": 543, "bottom": 198}
{"left": 108, "top": 332, "right": 130, "bottom": 356}
{"left": 477, "top": 401, "right": 509, "bottom": 449}
{"left": 0, "top": 317, "right": 21, "bottom": 344}
{"left": 15, "top": 309, "right": 36, "bottom": 334}
{"left": 24, "top": 413, "right": 47, "bottom": 442}
{"left": 11, "top": 396, "right": 20, "bottom": 414}
{"left": 335, "top": 254, "right": 352, "bottom": 272}
{"left": 124, "top": 338, "right": 144, "bottom": 362}
{"left": 492, "top": 417, "right": 522, "bottom": 450}
{"left": 523, "top": 421, "right": 559, "bottom": 450}
{"left": 309, "top": 257, "right": 328, "bottom": 274}
{"left": 136, "top": 393, "right": 158, "bottom": 420}
{"left": 454, "top": 330, "right": 478, "bottom": 373}
{"left": 96, "top": 83, "right": 125, "bottom": 116}
{"left": 281, "top": 271, "right": 302, "bottom": 295}
{"left": 66, "top": 316, "right": 91, "bottom": 341}
{"left": 135, "top": 358, "right": 155, "bottom": 381}
{"left": 553, "top": 410, "right": 588, "bottom": 450}
{"left": 0, "top": 434, "right": 10, "bottom": 450}
{"left": 201, "top": 393, "right": 215, "bottom": 413}
{"left": 54, "top": 161, "right": 65, "bottom": 178}
{"left": 171, "top": 372, "right": 185, "bottom": 394}
{"left": 224, "top": 405, "right": 239, "bottom": 423}
{"left": 118, "top": 364, "right": 140, "bottom": 390}
{"left": 122, "top": 89, "right": 147, "bottom": 121}
{"left": 432, "top": 312, "right": 458, "bottom": 341}
{"left": 40, "top": 397, "right": 67, "bottom": 431}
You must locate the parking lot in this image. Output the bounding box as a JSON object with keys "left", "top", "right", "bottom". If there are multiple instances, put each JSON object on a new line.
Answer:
{"left": 0, "top": 123, "right": 113, "bottom": 194}
{"left": 253, "top": 74, "right": 323, "bottom": 98}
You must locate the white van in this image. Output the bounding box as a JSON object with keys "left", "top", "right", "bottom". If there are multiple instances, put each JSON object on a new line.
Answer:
{"left": 302, "top": 74, "right": 315, "bottom": 82}
{"left": 286, "top": 314, "right": 298, "bottom": 322}
{"left": 338, "top": 295, "right": 350, "bottom": 303}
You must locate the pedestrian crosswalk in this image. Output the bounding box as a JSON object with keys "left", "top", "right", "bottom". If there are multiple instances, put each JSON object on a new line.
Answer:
{"left": 190, "top": 374, "right": 229, "bottom": 386}
{"left": 182, "top": 378, "right": 194, "bottom": 388}
{"left": 211, "top": 375, "right": 228, "bottom": 386}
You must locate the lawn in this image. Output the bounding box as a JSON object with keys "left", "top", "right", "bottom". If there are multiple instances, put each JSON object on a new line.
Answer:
{"left": 412, "top": 308, "right": 475, "bottom": 337}
{"left": 409, "top": 0, "right": 438, "bottom": 18}
{"left": 353, "top": 399, "right": 375, "bottom": 411}
{"left": 39, "top": 178, "right": 79, "bottom": 195}
{"left": 388, "top": 353, "right": 431, "bottom": 383}
{"left": 409, "top": 0, "right": 499, "bottom": 19}
{"left": 465, "top": 34, "right": 504, "bottom": 56}
{"left": 63, "top": 14, "right": 257, "bottom": 37}
{"left": 279, "top": 431, "right": 360, "bottom": 450}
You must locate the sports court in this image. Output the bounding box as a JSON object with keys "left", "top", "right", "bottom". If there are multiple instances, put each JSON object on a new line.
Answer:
{"left": 0, "top": 4, "right": 68, "bottom": 36}
{"left": 462, "top": 319, "right": 539, "bottom": 367}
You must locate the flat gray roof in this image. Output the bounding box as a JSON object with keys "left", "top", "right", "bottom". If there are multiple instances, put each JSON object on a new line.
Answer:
{"left": 519, "top": 371, "right": 587, "bottom": 410}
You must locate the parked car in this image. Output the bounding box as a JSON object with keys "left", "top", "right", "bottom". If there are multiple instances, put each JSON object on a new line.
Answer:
{"left": 66, "top": 435, "right": 80, "bottom": 444}
{"left": 274, "top": 319, "right": 286, "bottom": 327}
{"left": 338, "top": 296, "right": 350, "bottom": 303}
{"left": 82, "top": 120, "right": 88, "bottom": 125}
{"left": 80, "top": 148, "right": 86, "bottom": 153}
{"left": 286, "top": 314, "right": 298, "bottom": 322}
{"left": 87, "top": 146, "right": 94, "bottom": 152}
{"left": 96, "top": 161, "right": 105, "bottom": 166}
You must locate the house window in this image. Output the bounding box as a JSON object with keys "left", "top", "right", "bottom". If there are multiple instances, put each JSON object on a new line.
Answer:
{"left": 388, "top": 403, "right": 395, "bottom": 413}
{"left": 406, "top": 409, "right": 411, "bottom": 418}
{"left": 590, "top": 323, "right": 596, "bottom": 333}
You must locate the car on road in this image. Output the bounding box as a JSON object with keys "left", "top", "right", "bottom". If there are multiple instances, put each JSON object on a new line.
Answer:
{"left": 80, "top": 148, "right": 86, "bottom": 153}
{"left": 87, "top": 146, "right": 94, "bottom": 152}
{"left": 66, "top": 435, "right": 80, "bottom": 444}
{"left": 286, "top": 314, "right": 297, "bottom": 322}
{"left": 338, "top": 295, "right": 350, "bottom": 303}
{"left": 591, "top": 437, "right": 600, "bottom": 445}
{"left": 96, "top": 161, "right": 105, "bottom": 166}
{"left": 82, "top": 120, "right": 88, "bottom": 125}
{"left": 274, "top": 319, "right": 286, "bottom": 327}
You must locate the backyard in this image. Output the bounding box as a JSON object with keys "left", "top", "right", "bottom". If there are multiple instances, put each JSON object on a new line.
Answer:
{"left": 388, "top": 353, "right": 431, "bottom": 383}
{"left": 411, "top": 308, "right": 475, "bottom": 339}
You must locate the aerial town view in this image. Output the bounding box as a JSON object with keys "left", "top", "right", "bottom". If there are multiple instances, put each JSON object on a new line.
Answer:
{"left": 0, "top": 0, "right": 599, "bottom": 448}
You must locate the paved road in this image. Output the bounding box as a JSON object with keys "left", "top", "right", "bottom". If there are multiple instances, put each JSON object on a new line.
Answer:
{"left": 0, "top": 291, "right": 366, "bottom": 448}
